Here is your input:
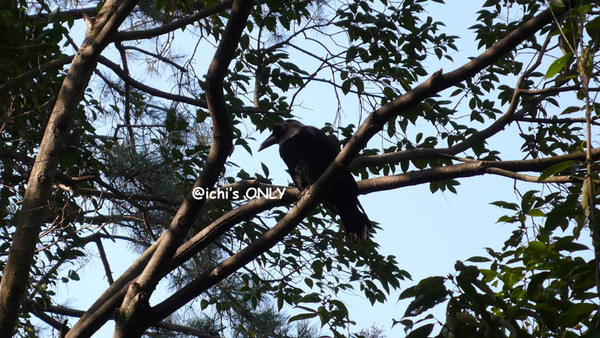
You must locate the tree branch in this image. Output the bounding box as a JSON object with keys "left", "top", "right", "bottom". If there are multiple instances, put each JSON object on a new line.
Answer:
{"left": 121, "top": 45, "right": 188, "bottom": 73}
{"left": 113, "top": 0, "right": 233, "bottom": 42}
{"left": 113, "top": 0, "right": 254, "bottom": 336}
{"left": 0, "top": 55, "right": 73, "bottom": 93}
{"left": 44, "top": 303, "right": 220, "bottom": 337}
{"left": 97, "top": 55, "right": 265, "bottom": 115}
{"left": 356, "top": 151, "right": 594, "bottom": 194}
{"left": 28, "top": 7, "right": 98, "bottom": 20}
{"left": 94, "top": 237, "right": 115, "bottom": 285}
{"left": 0, "top": 0, "right": 140, "bottom": 335}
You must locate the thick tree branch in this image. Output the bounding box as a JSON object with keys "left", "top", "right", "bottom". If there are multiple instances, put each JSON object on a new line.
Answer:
{"left": 0, "top": 0, "right": 139, "bottom": 335}
{"left": 113, "top": 0, "right": 254, "bottom": 336}
{"left": 44, "top": 303, "right": 220, "bottom": 337}
{"left": 357, "top": 151, "right": 595, "bottom": 194}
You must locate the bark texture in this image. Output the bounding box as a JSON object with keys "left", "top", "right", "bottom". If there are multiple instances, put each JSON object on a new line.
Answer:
{"left": 0, "top": 1, "right": 139, "bottom": 336}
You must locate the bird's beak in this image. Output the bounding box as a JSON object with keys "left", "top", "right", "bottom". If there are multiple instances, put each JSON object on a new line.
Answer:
{"left": 258, "top": 133, "right": 278, "bottom": 151}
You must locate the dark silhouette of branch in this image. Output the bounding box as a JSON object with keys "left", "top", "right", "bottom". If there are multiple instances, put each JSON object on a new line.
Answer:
{"left": 98, "top": 56, "right": 208, "bottom": 107}
{"left": 45, "top": 303, "right": 220, "bottom": 337}
{"left": 515, "top": 116, "right": 600, "bottom": 125}
{"left": 0, "top": 0, "right": 140, "bottom": 334}
{"left": 112, "top": 0, "right": 254, "bottom": 336}
{"left": 0, "top": 55, "right": 73, "bottom": 93}
{"left": 113, "top": 0, "right": 234, "bottom": 42}
{"left": 121, "top": 45, "right": 188, "bottom": 72}
{"left": 94, "top": 237, "right": 115, "bottom": 285}
{"left": 97, "top": 55, "right": 266, "bottom": 115}
{"left": 28, "top": 7, "right": 99, "bottom": 20}
{"left": 114, "top": 41, "right": 135, "bottom": 145}
{"left": 357, "top": 151, "right": 595, "bottom": 194}
{"left": 351, "top": 32, "right": 553, "bottom": 170}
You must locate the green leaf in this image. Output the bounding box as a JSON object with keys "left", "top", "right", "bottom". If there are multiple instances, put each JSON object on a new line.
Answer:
{"left": 288, "top": 312, "right": 318, "bottom": 323}
{"left": 562, "top": 303, "right": 596, "bottom": 317}
{"left": 404, "top": 277, "right": 448, "bottom": 317}
{"left": 554, "top": 237, "right": 589, "bottom": 252}
{"left": 545, "top": 53, "right": 572, "bottom": 79}
{"left": 490, "top": 201, "right": 519, "bottom": 210}
{"left": 406, "top": 324, "right": 434, "bottom": 338}
{"left": 585, "top": 16, "right": 600, "bottom": 37}
{"left": 466, "top": 256, "right": 491, "bottom": 263}
{"left": 353, "top": 77, "right": 365, "bottom": 93}
{"left": 538, "top": 160, "right": 577, "bottom": 181}
{"left": 560, "top": 303, "right": 596, "bottom": 326}
{"left": 528, "top": 241, "right": 548, "bottom": 255}
{"left": 526, "top": 209, "right": 545, "bottom": 217}
{"left": 300, "top": 293, "right": 320, "bottom": 303}
{"left": 399, "top": 285, "right": 417, "bottom": 300}
{"left": 341, "top": 79, "right": 351, "bottom": 94}
{"left": 155, "top": 0, "right": 167, "bottom": 10}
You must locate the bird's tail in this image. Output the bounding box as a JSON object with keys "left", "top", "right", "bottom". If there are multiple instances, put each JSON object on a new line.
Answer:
{"left": 338, "top": 199, "right": 372, "bottom": 243}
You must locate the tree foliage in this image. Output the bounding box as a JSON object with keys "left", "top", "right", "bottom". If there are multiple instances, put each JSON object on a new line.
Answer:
{"left": 1, "top": 0, "right": 599, "bottom": 337}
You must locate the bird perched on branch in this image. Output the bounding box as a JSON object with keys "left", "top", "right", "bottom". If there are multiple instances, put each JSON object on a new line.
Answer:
{"left": 258, "top": 120, "right": 371, "bottom": 242}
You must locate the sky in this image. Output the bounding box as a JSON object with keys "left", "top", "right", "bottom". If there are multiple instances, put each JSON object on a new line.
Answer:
{"left": 47, "top": 1, "right": 586, "bottom": 337}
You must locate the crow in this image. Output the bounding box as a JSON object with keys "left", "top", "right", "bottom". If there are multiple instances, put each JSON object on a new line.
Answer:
{"left": 258, "top": 120, "right": 371, "bottom": 242}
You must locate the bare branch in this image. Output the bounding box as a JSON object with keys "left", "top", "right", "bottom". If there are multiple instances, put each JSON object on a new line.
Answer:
{"left": 28, "top": 7, "right": 98, "bottom": 20}
{"left": 122, "top": 45, "right": 188, "bottom": 73}
{"left": 97, "top": 55, "right": 265, "bottom": 115}
{"left": 515, "top": 116, "right": 600, "bottom": 125}
{"left": 113, "top": 0, "right": 233, "bottom": 42}
{"left": 94, "top": 237, "right": 115, "bottom": 285}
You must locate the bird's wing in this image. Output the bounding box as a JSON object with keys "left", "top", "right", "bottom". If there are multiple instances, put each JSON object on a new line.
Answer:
{"left": 279, "top": 125, "right": 339, "bottom": 189}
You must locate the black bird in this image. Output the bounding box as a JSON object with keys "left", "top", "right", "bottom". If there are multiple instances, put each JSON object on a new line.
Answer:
{"left": 258, "top": 120, "right": 371, "bottom": 242}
